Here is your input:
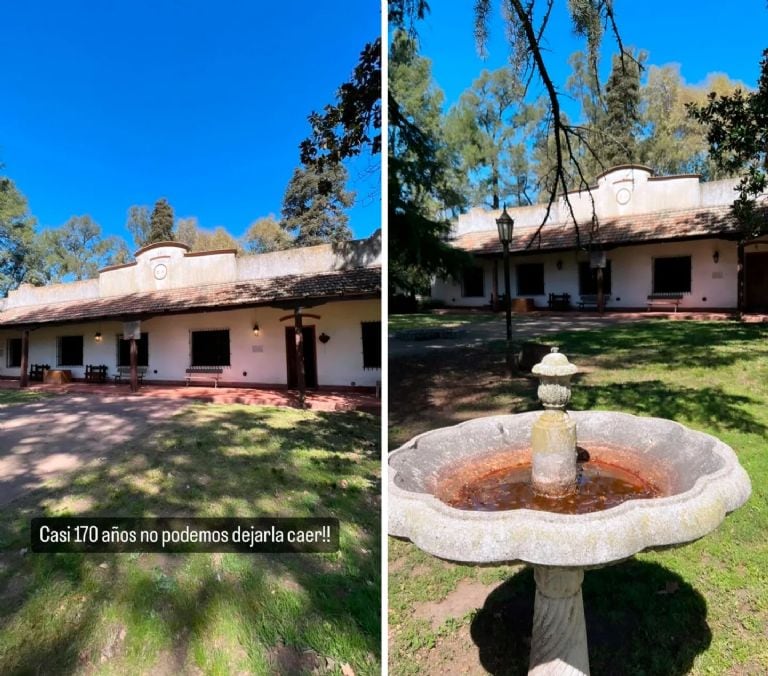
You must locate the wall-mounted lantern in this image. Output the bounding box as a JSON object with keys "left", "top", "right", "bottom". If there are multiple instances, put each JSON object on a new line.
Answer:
{"left": 94, "top": 332, "right": 102, "bottom": 342}
{"left": 252, "top": 323, "right": 260, "bottom": 337}
{"left": 556, "top": 259, "right": 563, "bottom": 270}
{"left": 319, "top": 332, "right": 330, "bottom": 344}
{"left": 713, "top": 250, "right": 720, "bottom": 264}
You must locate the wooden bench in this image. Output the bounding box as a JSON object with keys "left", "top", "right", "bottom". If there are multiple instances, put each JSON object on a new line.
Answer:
{"left": 646, "top": 294, "right": 683, "bottom": 312}
{"left": 185, "top": 366, "right": 223, "bottom": 387}
{"left": 84, "top": 364, "right": 108, "bottom": 383}
{"left": 114, "top": 366, "right": 146, "bottom": 384}
{"left": 547, "top": 293, "right": 571, "bottom": 310}
{"left": 578, "top": 294, "right": 611, "bottom": 310}
{"left": 29, "top": 364, "right": 50, "bottom": 382}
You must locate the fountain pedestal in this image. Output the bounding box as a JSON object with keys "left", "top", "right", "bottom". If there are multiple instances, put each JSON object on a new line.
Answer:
{"left": 530, "top": 349, "right": 579, "bottom": 498}
{"left": 531, "top": 411, "right": 577, "bottom": 498}
{"left": 529, "top": 566, "right": 589, "bottom": 676}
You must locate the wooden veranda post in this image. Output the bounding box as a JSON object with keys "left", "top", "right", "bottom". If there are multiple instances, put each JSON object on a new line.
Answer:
{"left": 596, "top": 267, "right": 605, "bottom": 314}
{"left": 737, "top": 240, "right": 745, "bottom": 313}
{"left": 294, "top": 307, "right": 306, "bottom": 408}
{"left": 19, "top": 329, "right": 30, "bottom": 389}
{"left": 129, "top": 337, "right": 138, "bottom": 393}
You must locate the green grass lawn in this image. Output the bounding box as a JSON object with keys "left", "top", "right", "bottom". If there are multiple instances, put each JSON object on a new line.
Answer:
{"left": 0, "top": 404, "right": 381, "bottom": 675}
{"left": 389, "top": 312, "right": 496, "bottom": 332}
{"left": 0, "top": 389, "right": 53, "bottom": 406}
{"left": 389, "top": 320, "right": 768, "bottom": 675}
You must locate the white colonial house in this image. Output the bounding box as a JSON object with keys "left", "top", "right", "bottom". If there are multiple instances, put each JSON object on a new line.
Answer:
{"left": 432, "top": 165, "right": 768, "bottom": 313}
{"left": 0, "top": 234, "right": 381, "bottom": 390}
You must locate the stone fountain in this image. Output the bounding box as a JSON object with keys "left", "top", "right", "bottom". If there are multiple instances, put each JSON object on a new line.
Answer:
{"left": 389, "top": 348, "right": 751, "bottom": 675}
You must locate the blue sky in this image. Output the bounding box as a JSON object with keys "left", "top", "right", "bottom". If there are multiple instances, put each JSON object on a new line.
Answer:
{"left": 417, "top": 1, "right": 767, "bottom": 119}
{"left": 0, "top": 1, "right": 381, "bottom": 244}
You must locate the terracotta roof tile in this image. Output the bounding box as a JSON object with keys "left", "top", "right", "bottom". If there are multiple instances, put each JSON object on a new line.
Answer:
{"left": 0, "top": 267, "right": 381, "bottom": 328}
{"left": 453, "top": 205, "right": 740, "bottom": 254}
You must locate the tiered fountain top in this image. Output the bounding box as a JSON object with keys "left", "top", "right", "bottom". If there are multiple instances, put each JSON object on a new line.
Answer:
{"left": 531, "top": 347, "right": 578, "bottom": 377}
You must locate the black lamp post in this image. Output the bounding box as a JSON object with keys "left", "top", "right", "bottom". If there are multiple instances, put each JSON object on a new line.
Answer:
{"left": 496, "top": 205, "right": 514, "bottom": 342}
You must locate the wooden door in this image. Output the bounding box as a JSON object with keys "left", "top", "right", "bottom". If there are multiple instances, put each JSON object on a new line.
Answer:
{"left": 745, "top": 252, "right": 768, "bottom": 311}
{"left": 285, "top": 326, "right": 318, "bottom": 388}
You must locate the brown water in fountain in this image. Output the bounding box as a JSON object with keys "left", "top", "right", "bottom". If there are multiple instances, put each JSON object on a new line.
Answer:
{"left": 441, "top": 456, "right": 660, "bottom": 514}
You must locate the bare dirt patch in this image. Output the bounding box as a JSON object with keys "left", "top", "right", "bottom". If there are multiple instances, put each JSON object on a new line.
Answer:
{"left": 420, "top": 623, "right": 489, "bottom": 676}
{"left": 267, "top": 643, "right": 324, "bottom": 675}
{"left": 413, "top": 578, "right": 499, "bottom": 631}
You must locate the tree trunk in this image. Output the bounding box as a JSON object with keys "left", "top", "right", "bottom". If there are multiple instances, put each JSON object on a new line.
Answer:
{"left": 737, "top": 239, "right": 745, "bottom": 313}
{"left": 596, "top": 267, "right": 605, "bottom": 314}
{"left": 294, "top": 307, "right": 306, "bottom": 408}
{"left": 130, "top": 337, "right": 138, "bottom": 393}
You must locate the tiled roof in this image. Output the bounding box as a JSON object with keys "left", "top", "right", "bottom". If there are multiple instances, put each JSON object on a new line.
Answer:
{"left": 453, "top": 204, "right": 741, "bottom": 255}
{"left": 0, "top": 267, "right": 381, "bottom": 328}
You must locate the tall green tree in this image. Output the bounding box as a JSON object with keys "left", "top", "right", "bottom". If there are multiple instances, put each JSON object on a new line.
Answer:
{"left": 389, "top": 27, "right": 469, "bottom": 294}
{"left": 600, "top": 49, "right": 646, "bottom": 167}
{"left": 41, "top": 215, "right": 127, "bottom": 281}
{"left": 175, "top": 217, "right": 199, "bottom": 249}
{"left": 473, "top": 0, "right": 631, "bottom": 240}
{"left": 300, "top": 39, "right": 381, "bottom": 167}
{"left": 389, "top": 28, "right": 464, "bottom": 215}
{"left": 544, "top": 48, "right": 645, "bottom": 186}
{"left": 639, "top": 66, "right": 744, "bottom": 178}
{"left": 0, "top": 176, "right": 45, "bottom": 294}
{"left": 446, "top": 67, "right": 541, "bottom": 208}
{"left": 125, "top": 205, "right": 152, "bottom": 248}
{"left": 175, "top": 217, "right": 240, "bottom": 252}
{"left": 147, "top": 198, "right": 175, "bottom": 243}
{"left": 281, "top": 163, "right": 354, "bottom": 247}
{"left": 243, "top": 215, "right": 293, "bottom": 253}
{"left": 688, "top": 48, "right": 768, "bottom": 235}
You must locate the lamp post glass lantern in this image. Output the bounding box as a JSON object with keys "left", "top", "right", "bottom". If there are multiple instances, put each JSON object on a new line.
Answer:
{"left": 496, "top": 206, "right": 514, "bottom": 343}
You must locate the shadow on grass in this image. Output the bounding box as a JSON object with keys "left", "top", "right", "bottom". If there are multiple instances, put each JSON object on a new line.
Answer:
{"left": 539, "top": 321, "right": 768, "bottom": 371}
{"left": 0, "top": 405, "right": 381, "bottom": 675}
{"left": 390, "top": 343, "right": 766, "bottom": 448}
{"left": 572, "top": 380, "right": 767, "bottom": 436}
{"left": 470, "top": 560, "right": 710, "bottom": 676}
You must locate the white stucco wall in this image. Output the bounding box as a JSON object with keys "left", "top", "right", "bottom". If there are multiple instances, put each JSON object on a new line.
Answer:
{"left": 99, "top": 245, "right": 239, "bottom": 297}
{"left": 431, "top": 239, "right": 738, "bottom": 309}
{"left": 452, "top": 167, "right": 742, "bottom": 238}
{"left": 6, "top": 279, "right": 100, "bottom": 307}
{"left": 0, "top": 299, "right": 381, "bottom": 387}
{"left": 3, "top": 233, "right": 382, "bottom": 310}
{"left": 237, "top": 236, "right": 382, "bottom": 279}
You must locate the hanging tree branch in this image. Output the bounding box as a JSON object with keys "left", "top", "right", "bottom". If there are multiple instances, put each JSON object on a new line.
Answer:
{"left": 475, "top": 0, "right": 627, "bottom": 250}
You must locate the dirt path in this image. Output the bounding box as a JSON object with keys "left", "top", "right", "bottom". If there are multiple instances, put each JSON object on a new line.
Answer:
{"left": 0, "top": 394, "right": 188, "bottom": 506}
{"left": 389, "top": 313, "right": 650, "bottom": 358}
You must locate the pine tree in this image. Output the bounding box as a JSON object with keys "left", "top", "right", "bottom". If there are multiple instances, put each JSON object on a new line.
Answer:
{"left": 281, "top": 163, "right": 354, "bottom": 247}
{"left": 601, "top": 51, "right": 645, "bottom": 167}
{"left": 446, "top": 67, "right": 540, "bottom": 208}
{"left": 147, "top": 198, "right": 175, "bottom": 243}
{"left": 389, "top": 30, "right": 470, "bottom": 294}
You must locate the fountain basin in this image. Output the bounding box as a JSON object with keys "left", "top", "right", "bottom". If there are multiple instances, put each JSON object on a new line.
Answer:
{"left": 389, "top": 410, "right": 751, "bottom": 568}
